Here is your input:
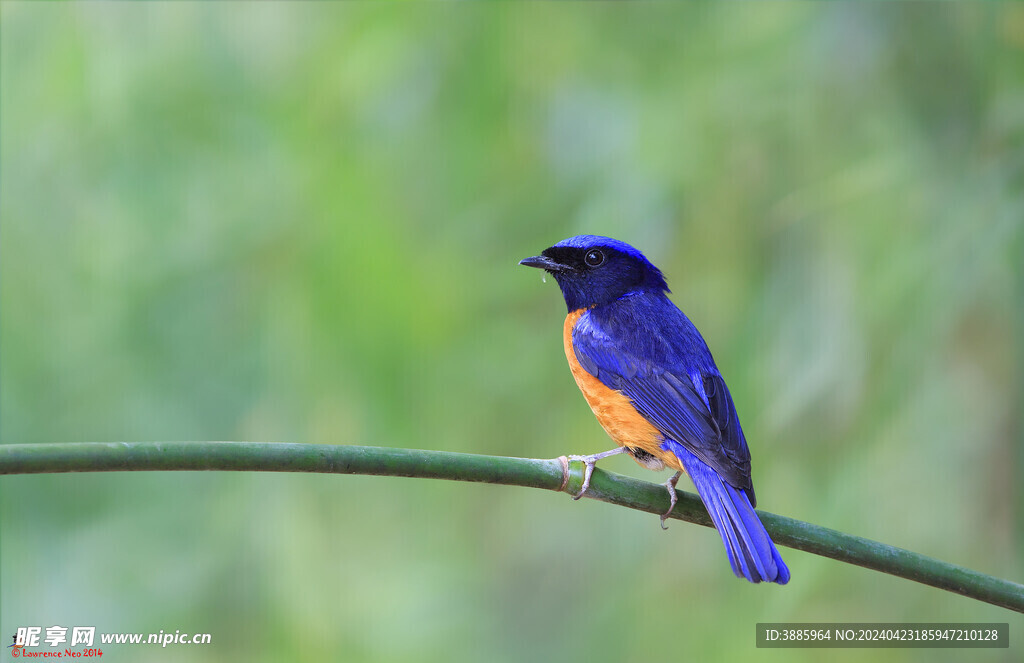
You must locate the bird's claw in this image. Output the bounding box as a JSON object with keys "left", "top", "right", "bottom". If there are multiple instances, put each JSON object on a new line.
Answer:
{"left": 567, "top": 455, "right": 597, "bottom": 500}
{"left": 565, "top": 447, "right": 629, "bottom": 500}
{"left": 660, "top": 471, "right": 682, "bottom": 530}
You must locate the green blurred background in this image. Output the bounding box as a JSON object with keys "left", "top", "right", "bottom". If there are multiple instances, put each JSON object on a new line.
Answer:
{"left": 2, "top": 2, "right": 1022, "bottom": 661}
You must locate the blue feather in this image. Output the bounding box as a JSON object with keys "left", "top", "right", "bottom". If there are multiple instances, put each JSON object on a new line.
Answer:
{"left": 666, "top": 439, "right": 790, "bottom": 584}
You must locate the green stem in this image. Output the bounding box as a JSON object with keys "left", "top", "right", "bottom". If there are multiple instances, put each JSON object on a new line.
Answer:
{"left": 1, "top": 442, "right": 1021, "bottom": 613}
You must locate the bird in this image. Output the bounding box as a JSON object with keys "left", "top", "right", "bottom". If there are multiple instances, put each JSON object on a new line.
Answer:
{"left": 520, "top": 235, "right": 789, "bottom": 584}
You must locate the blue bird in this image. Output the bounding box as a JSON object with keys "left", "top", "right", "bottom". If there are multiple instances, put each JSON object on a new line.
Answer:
{"left": 521, "top": 235, "right": 789, "bottom": 584}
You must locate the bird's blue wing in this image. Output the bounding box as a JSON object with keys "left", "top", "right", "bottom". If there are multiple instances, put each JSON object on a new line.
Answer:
{"left": 572, "top": 308, "right": 754, "bottom": 498}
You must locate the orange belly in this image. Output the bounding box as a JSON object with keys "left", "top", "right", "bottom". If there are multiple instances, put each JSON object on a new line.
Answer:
{"left": 564, "top": 309, "right": 683, "bottom": 472}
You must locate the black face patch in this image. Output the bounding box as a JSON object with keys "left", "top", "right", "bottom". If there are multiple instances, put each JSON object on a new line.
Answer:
{"left": 540, "top": 245, "right": 592, "bottom": 272}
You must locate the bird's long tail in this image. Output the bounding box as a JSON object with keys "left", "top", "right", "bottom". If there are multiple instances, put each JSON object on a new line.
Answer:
{"left": 671, "top": 443, "right": 790, "bottom": 584}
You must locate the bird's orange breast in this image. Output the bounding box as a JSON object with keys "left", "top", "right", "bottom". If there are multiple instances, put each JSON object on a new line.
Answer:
{"left": 564, "top": 309, "right": 678, "bottom": 469}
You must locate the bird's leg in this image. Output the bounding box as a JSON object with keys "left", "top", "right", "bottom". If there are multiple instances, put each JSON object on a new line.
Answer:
{"left": 660, "top": 471, "right": 683, "bottom": 530}
{"left": 567, "top": 447, "right": 628, "bottom": 500}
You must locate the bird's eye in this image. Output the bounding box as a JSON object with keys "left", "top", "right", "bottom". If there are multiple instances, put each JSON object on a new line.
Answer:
{"left": 584, "top": 249, "right": 605, "bottom": 267}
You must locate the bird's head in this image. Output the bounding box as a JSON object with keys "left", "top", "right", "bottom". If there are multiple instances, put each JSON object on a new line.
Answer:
{"left": 520, "top": 235, "right": 669, "bottom": 311}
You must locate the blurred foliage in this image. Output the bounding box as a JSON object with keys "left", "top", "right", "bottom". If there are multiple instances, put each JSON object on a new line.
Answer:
{"left": 2, "top": 2, "right": 1022, "bottom": 662}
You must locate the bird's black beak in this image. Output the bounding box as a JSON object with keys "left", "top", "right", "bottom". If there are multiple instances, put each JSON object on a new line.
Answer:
{"left": 519, "top": 255, "right": 570, "bottom": 272}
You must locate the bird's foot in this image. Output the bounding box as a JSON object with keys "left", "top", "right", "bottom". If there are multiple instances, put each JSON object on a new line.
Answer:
{"left": 660, "top": 471, "right": 682, "bottom": 529}
{"left": 567, "top": 447, "right": 628, "bottom": 500}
